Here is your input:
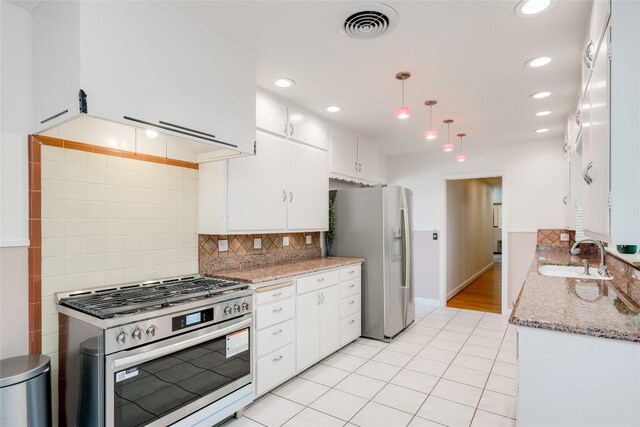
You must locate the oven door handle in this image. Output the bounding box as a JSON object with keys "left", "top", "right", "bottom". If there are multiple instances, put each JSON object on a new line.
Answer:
{"left": 112, "top": 317, "right": 252, "bottom": 371}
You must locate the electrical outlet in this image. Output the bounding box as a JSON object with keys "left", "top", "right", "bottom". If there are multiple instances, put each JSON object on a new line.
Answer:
{"left": 218, "top": 239, "right": 228, "bottom": 252}
{"left": 306, "top": 235, "right": 312, "bottom": 245}
{"left": 560, "top": 233, "right": 570, "bottom": 242}
{"left": 254, "top": 238, "right": 262, "bottom": 249}
{"left": 283, "top": 236, "right": 289, "bottom": 247}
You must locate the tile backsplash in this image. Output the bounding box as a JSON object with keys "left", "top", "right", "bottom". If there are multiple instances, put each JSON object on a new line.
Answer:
{"left": 537, "top": 229, "right": 576, "bottom": 249}
{"left": 199, "top": 232, "right": 321, "bottom": 275}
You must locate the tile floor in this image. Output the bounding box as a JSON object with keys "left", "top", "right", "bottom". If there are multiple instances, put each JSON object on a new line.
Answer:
{"left": 223, "top": 304, "right": 517, "bottom": 427}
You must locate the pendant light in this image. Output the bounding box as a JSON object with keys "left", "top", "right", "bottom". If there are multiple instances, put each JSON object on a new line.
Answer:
{"left": 395, "top": 72, "right": 412, "bottom": 119}
{"left": 456, "top": 133, "right": 467, "bottom": 162}
{"left": 442, "top": 119, "right": 455, "bottom": 152}
{"left": 423, "top": 100, "right": 438, "bottom": 140}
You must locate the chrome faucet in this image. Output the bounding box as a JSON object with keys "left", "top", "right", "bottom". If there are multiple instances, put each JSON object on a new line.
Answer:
{"left": 570, "top": 238, "right": 611, "bottom": 278}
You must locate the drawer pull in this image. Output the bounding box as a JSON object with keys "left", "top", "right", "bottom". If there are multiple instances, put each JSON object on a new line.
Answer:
{"left": 272, "top": 329, "right": 283, "bottom": 335}
{"left": 349, "top": 300, "right": 355, "bottom": 305}
{"left": 348, "top": 270, "right": 355, "bottom": 274}
{"left": 348, "top": 284, "right": 355, "bottom": 288}
{"left": 349, "top": 319, "right": 355, "bottom": 324}
{"left": 272, "top": 292, "right": 283, "bottom": 297}
{"left": 272, "top": 307, "right": 283, "bottom": 313}
{"left": 317, "top": 277, "right": 325, "bottom": 282}
{"left": 272, "top": 355, "right": 283, "bottom": 362}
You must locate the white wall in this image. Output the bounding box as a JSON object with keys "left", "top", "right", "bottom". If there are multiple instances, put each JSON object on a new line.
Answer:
{"left": 389, "top": 137, "right": 566, "bottom": 305}
{"left": 446, "top": 179, "right": 494, "bottom": 298}
{"left": 0, "top": 0, "right": 31, "bottom": 359}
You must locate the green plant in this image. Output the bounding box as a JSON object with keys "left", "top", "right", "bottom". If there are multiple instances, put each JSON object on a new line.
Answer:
{"left": 327, "top": 198, "right": 336, "bottom": 246}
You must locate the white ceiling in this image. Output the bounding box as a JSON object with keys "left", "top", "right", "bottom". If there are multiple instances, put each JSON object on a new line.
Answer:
{"left": 164, "top": 1, "right": 590, "bottom": 156}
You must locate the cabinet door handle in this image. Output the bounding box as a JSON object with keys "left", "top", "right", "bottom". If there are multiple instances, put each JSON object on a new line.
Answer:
{"left": 289, "top": 123, "right": 294, "bottom": 137}
{"left": 321, "top": 293, "right": 325, "bottom": 304}
{"left": 282, "top": 190, "right": 287, "bottom": 202}
{"left": 283, "top": 121, "right": 288, "bottom": 136}
{"left": 358, "top": 163, "right": 362, "bottom": 172}
{"left": 317, "top": 293, "right": 321, "bottom": 305}
{"left": 583, "top": 161, "right": 594, "bottom": 185}
{"left": 272, "top": 355, "right": 283, "bottom": 362}
{"left": 289, "top": 191, "right": 293, "bottom": 202}
{"left": 354, "top": 161, "right": 358, "bottom": 172}
{"left": 563, "top": 196, "right": 568, "bottom": 205}
{"left": 348, "top": 270, "right": 354, "bottom": 274}
{"left": 348, "top": 284, "right": 355, "bottom": 288}
{"left": 584, "top": 40, "right": 594, "bottom": 69}
{"left": 349, "top": 319, "right": 355, "bottom": 324}
{"left": 349, "top": 300, "right": 355, "bottom": 305}
{"left": 317, "top": 277, "right": 325, "bottom": 282}
{"left": 272, "top": 291, "right": 283, "bottom": 297}
{"left": 272, "top": 307, "right": 283, "bottom": 313}
{"left": 272, "top": 329, "right": 283, "bottom": 335}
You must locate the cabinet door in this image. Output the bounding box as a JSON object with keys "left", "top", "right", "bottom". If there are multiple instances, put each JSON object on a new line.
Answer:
{"left": 296, "top": 291, "right": 321, "bottom": 371}
{"left": 256, "top": 92, "right": 287, "bottom": 137}
{"left": 330, "top": 128, "right": 359, "bottom": 177}
{"left": 79, "top": 1, "right": 256, "bottom": 154}
{"left": 227, "top": 131, "right": 287, "bottom": 231}
{"left": 357, "top": 138, "right": 380, "bottom": 182}
{"left": 584, "top": 28, "right": 610, "bottom": 238}
{"left": 287, "top": 108, "right": 329, "bottom": 150}
{"left": 319, "top": 285, "right": 340, "bottom": 357}
{"left": 286, "top": 142, "right": 329, "bottom": 230}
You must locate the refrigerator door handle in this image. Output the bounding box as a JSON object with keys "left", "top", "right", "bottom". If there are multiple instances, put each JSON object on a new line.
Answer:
{"left": 400, "top": 189, "right": 411, "bottom": 326}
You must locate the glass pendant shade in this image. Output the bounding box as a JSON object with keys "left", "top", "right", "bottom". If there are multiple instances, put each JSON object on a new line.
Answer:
{"left": 424, "top": 129, "right": 438, "bottom": 140}
{"left": 442, "top": 143, "right": 455, "bottom": 152}
{"left": 396, "top": 106, "right": 412, "bottom": 119}
{"left": 456, "top": 153, "right": 467, "bottom": 162}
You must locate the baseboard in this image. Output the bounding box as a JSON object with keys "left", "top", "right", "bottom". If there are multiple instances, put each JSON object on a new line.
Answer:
{"left": 415, "top": 297, "right": 441, "bottom": 306}
{"left": 447, "top": 262, "right": 495, "bottom": 300}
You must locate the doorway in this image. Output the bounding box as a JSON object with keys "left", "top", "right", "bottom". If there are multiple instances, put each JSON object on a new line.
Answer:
{"left": 442, "top": 176, "right": 504, "bottom": 314}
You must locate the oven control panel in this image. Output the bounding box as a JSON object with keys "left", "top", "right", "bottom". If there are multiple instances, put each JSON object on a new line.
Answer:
{"left": 105, "top": 296, "right": 252, "bottom": 353}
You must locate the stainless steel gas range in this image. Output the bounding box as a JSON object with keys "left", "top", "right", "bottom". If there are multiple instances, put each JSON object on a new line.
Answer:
{"left": 55, "top": 275, "right": 254, "bottom": 427}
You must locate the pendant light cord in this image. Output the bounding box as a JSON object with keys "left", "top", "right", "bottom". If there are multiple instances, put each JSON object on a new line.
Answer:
{"left": 402, "top": 80, "right": 405, "bottom": 107}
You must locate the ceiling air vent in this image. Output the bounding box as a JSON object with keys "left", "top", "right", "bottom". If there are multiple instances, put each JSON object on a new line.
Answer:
{"left": 341, "top": 2, "right": 398, "bottom": 39}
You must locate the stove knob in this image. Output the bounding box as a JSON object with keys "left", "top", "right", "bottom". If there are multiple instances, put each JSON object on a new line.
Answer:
{"left": 241, "top": 302, "right": 249, "bottom": 311}
{"left": 146, "top": 325, "right": 157, "bottom": 338}
{"left": 132, "top": 327, "right": 142, "bottom": 341}
{"left": 224, "top": 306, "right": 233, "bottom": 315}
{"left": 116, "top": 331, "right": 127, "bottom": 345}
{"left": 233, "top": 304, "right": 241, "bottom": 313}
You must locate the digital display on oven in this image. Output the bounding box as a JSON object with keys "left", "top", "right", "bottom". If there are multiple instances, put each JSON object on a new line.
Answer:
{"left": 172, "top": 308, "right": 213, "bottom": 331}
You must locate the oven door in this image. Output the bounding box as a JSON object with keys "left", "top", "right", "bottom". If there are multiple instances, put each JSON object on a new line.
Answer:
{"left": 105, "top": 314, "right": 252, "bottom": 427}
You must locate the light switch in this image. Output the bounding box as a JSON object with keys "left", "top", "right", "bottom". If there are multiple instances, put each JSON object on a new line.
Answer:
{"left": 306, "top": 235, "right": 312, "bottom": 245}
{"left": 560, "top": 233, "right": 570, "bottom": 242}
{"left": 218, "top": 239, "right": 228, "bottom": 252}
{"left": 283, "top": 236, "right": 290, "bottom": 247}
{"left": 254, "top": 238, "right": 262, "bottom": 249}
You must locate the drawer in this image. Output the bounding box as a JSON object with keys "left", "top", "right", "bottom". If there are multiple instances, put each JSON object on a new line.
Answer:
{"left": 340, "top": 278, "right": 361, "bottom": 299}
{"left": 340, "top": 265, "right": 361, "bottom": 282}
{"left": 340, "top": 294, "right": 361, "bottom": 319}
{"left": 297, "top": 270, "right": 339, "bottom": 295}
{"left": 256, "top": 343, "right": 295, "bottom": 395}
{"left": 256, "top": 298, "right": 295, "bottom": 330}
{"left": 256, "top": 319, "right": 295, "bottom": 358}
{"left": 340, "top": 312, "right": 361, "bottom": 347}
{"left": 256, "top": 283, "right": 295, "bottom": 306}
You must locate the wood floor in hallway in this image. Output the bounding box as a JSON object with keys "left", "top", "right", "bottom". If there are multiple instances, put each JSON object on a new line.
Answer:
{"left": 447, "top": 262, "right": 502, "bottom": 314}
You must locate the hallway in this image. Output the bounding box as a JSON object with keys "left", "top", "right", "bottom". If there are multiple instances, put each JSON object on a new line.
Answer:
{"left": 447, "top": 263, "right": 502, "bottom": 314}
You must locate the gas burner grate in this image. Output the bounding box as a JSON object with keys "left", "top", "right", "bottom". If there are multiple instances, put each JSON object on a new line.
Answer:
{"left": 59, "top": 277, "right": 248, "bottom": 319}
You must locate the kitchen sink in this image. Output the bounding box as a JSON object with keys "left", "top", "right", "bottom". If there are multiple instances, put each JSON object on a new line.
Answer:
{"left": 538, "top": 265, "right": 613, "bottom": 280}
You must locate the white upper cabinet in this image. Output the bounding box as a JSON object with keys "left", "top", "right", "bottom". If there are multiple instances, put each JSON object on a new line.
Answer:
{"left": 287, "top": 108, "right": 329, "bottom": 150}
{"left": 31, "top": 1, "right": 256, "bottom": 155}
{"left": 330, "top": 128, "right": 359, "bottom": 177}
{"left": 256, "top": 92, "right": 287, "bottom": 137}
{"left": 581, "top": 0, "right": 611, "bottom": 99}
{"left": 357, "top": 138, "right": 380, "bottom": 183}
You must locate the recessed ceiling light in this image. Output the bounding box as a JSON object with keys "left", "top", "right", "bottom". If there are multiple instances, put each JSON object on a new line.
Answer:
{"left": 526, "top": 56, "right": 553, "bottom": 68}
{"left": 530, "top": 91, "right": 552, "bottom": 99}
{"left": 535, "top": 128, "right": 550, "bottom": 133}
{"left": 326, "top": 106, "right": 342, "bottom": 113}
{"left": 145, "top": 129, "right": 158, "bottom": 138}
{"left": 536, "top": 111, "right": 551, "bottom": 116}
{"left": 274, "top": 78, "right": 295, "bottom": 88}
{"left": 515, "top": 0, "right": 553, "bottom": 17}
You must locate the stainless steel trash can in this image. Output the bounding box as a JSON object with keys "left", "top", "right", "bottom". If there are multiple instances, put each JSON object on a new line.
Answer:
{"left": 0, "top": 355, "right": 52, "bottom": 427}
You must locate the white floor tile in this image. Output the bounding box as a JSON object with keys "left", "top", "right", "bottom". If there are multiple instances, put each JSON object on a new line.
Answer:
{"left": 323, "top": 352, "right": 369, "bottom": 371}
{"left": 459, "top": 343, "right": 499, "bottom": 360}
{"left": 426, "top": 338, "right": 464, "bottom": 352}
{"left": 245, "top": 394, "right": 304, "bottom": 427}
{"left": 443, "top": 365, "right": 489, "bottom": 388}
{"left": 405, "top": 357, "right": 449, "bottom": 377}
{"left": 436, "top": 330, "right": 470, "bottom": 343}
{"left": 355, "top": 360, "right": 401, "bottom": 382}
{"left": 471, "top": 410, "right": 516, "bottom": 427}
{"left": 442, "top": 323, "right": 475, "bottom": 334}
{"left": 282, "top": 407, "right": 346, "bottom": 427}
{"left": 466, "top": 335, "right": 502, "bottom": 349}
{"left": 357, "top": 338, "right": 389, "bottom": 349}
{"left": 477, "top": 390, "right": 516, "bottom": 419}
{"left": 434, "top": 307, "right": 460, "bottom": 316}
{"left": 409, "top": 325, "right": 441, "bottom": 337}
{"left": 419, "top": 319, "right": 450, "bottom": 329}
{"left": 426, "top": 313, "right": 455, "bottom": 323}
{"left": 299, "top": 364, "right": 351, "bottom": 387}
{"left": 272, "top": 378, "right": 330, "bottom": 406}
{"left": 386, "top": 340, "right": 424, "bottom": 356}
{"left": 372, "top": 383, "right": 428, "bottom": 415}
{"left": 390, "top": 369, "right": 440, "bottom": 394}
{"left": 397, "top": 332, "right": 434, "bottom": 345}
{"left": 431, "top": 379, "right": 483, "bottom": 408}
{"left": 408, "top": 416, "right": 448, "bottom": 427}
{"left": 448, "top": 317, "right": 481, "bottom": 327}
{"left": 221, "top": 416, "right": 264, "bottom": 427}
{"left": 340, "top": 342, "right": 383, "bottom": 359}
{"left": 472, "top": 328, "right": 505, "bottom": 340}
{"left": 490, "top": 361, "right": 517, "bottom": 379}
{"left": 372, "top": 349, "right": 414, "bottom": 367}
{"left": 350, "top": 401, "right": 414, "bottom": 427}
{"left": 310, "top": 389, "right": 368, "bottom": 421}
{"left": 496, "top": 350, "right": 517, "bottom": 364}
{"left": 334, "top": 373, "right": 387, "bottom": 399}
{"left": 417, "top": 396, "right": 475, "bottom": 427}
{"left": 485, "top": 374, "right": 517, "bottom": 397}
{"left": 451, "top": 354, "right": 494, "bottom": 373}
{"left": 418, "top": 347, "right": 458, "bottom": 364}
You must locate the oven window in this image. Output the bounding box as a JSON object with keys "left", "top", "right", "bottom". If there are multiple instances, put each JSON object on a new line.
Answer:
{"left": 113, "top": 328, "right": 251, "bottom": 427}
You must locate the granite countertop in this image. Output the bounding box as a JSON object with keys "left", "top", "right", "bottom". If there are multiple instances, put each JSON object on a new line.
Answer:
{"left": 209, "top": 256, "right": 365, "bottom": 285}
{"left": 510, "top": 250, "right": 640, "bottom": 342}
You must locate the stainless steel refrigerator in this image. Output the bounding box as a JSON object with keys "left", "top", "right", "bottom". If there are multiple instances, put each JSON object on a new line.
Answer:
{"left": 329, "top": 185, "right": 415, "bottom": 341}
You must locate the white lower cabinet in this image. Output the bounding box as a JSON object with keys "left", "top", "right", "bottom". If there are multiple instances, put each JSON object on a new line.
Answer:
{"left": 252, "top": 264, "right": 362, "bottom": 396}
